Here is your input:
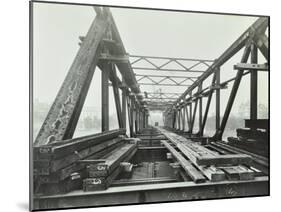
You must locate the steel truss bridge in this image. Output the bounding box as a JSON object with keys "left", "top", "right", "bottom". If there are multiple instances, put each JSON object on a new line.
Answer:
{"left": 32, "top": 7, "right": 269, "bottom": 210}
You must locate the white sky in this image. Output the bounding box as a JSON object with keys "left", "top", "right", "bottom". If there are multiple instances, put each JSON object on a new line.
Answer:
{"left": 33, "top": 2, "right": 268, "bottom": 126}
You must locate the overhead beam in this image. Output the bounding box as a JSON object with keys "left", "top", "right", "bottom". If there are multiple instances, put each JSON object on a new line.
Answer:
{"left": 132, "top": 67, "right": 205, "bottom": 73}
{"left": 135, "top": 74, "right": 198, "bottom": 79}
{"left": 139, "top": 83, "right": 191, "bottom": 86}
{"left": 129, "top": 54, "right": 214, "bottom": 62}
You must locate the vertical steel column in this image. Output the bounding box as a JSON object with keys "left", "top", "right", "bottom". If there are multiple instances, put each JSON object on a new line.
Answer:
{"left": 200, "top": 73, "right": 216, "bottom": 135}
{"left": 111, "top": 65, "right": 123, "bottom": 129}
{"left": 216, "top": 67, "right": 221, "bottom": 131}
{"left": 127, "top": 95, "right": 133, "bottom": 137}
{"left": 198, "top": 83, "right": 203, "bottom": 134}
{"left": 135, "top": 106, "right": 138, "bottom": 134}
{"left": 121, "top": 80, "right": 127, "bottom": 130}
{"left": 190, "top": 99, "right": 198, "bottom": 133}
{"left": 189, "top": 93, "right": 193, "bottom": 132}
{"left": 101, "top": 62, "right": 109, "bottom": 132}
{"left": 142, "top": 110, "right": 145, "bottom": 129}
{"left": 250, "top": 44, "right": 258, "bottom": 120}
{"left": 182, "top": 106, "right": 186, "bottom": 131}
{"left": 177, "top": 109, "right": 181, "bottom": 130}
{"left": 185, "top": 105, "right": 190, "bottom": 131}
{"left": 215, "top": 44, "right": 251, "bottom": 140}
{"left": 139, "top": 109, "right": 142, "bottom": 131}
{"left": 131, "top": 96, "right": 136, "bottom": 136}
{"left": 172, "top": 110, "right": 177, "bottom": 129}
{"left": 145, "top": 113, "right": 149, "bottom": 128}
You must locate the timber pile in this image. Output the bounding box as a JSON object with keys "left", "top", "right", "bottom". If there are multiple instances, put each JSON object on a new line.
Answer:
{"left": 83, "top": 140, "right": 138, "bottom": 191}
{"left": 33, "top": 129, "right": 126, "bottom": 195}
{"left": 158, "top": 128, "right": 255, "bottom": 182}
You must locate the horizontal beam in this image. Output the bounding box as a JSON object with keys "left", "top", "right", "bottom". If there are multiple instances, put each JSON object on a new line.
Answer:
{"left": 144, "top": 97, "right": 179, "bottom": 100}
{"left": 33, "top": 176, "right": 268, "bottom": 210}
{"left": 99, "top": 53, "right": 129, "bottom": 63}
{"left": 129, "top": 54, "right": 214, "bottom": 62}
{"left": 142, "top": 92, "right": 182, "bottom": 95}
{"left": 139, "top": 83, "right": 191, "bottom": 86}
{"left": 132, "top": 67, "right": 205, "bottom": 73}
{"left": 135, "top": 74, "right": 198, "bottom": 79}
{"left": 234, "top": 63, "right": 268, "bottom": 71}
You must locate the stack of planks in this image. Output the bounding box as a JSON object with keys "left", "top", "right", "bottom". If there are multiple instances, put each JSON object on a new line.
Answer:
{"left": 227, "top": 119, "right": 269, "bottom": 157}
{"left": 158, "top": 128, "right": 255, "bottom": 183}
{"left": 83, "top": 140, "right": 138, "bottom": 191}
{"left": 33, "top": 129, "right": 126, "bottom": 195}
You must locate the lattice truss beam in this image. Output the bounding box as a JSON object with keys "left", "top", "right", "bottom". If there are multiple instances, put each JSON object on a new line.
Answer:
{"left": 162, "top": 17, "right": 268, "bottom": 140}
{"left": 130, "top": 55, "right": 214, "bottom": 86}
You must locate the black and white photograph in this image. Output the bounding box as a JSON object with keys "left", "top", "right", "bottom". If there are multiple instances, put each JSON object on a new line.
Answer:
{"left": 30, "top": 1, "right": 269, "bottom": 211}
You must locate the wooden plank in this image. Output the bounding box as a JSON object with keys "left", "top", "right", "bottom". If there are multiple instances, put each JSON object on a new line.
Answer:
{"left": 159, "top": 129, "right": 225, "bottom": 181}
{"left": 213, "top": 142, "right": 268, "bottom": 166}
{"left": 196, "top": 154, "right": 252, "bottom": 166}
{"left": 88, "top": 142, "right": 137, "bottom": 177}
{"left": 221, "top": 165, "right": 255, "bottom": 180}
{"left": 83, "top": 165, "right": 121, "bottom": 191}
{"left": 159, "top": 128, "right": 252, "bottom": 166}
{"left": 161, "top": 140, "right": 205, "bottom": 183}
{"left": 34, "top": 137, "right": 123, "bottom": 174}
{"left": 84, "top": 146, "right": 137, "bottom": 191}
{"left": 34, "top": 129, "right": 126, "bottom": 159}
{"left": 112, "top": 177, "right": 177, "bottom": 186}
{"left": 211, "top": 142, "right": 268, "bottom": 175}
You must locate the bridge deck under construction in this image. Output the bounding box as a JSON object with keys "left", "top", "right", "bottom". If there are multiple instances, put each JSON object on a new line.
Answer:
{"left": 31, "top": 5, "right": 269, "bottom": 211}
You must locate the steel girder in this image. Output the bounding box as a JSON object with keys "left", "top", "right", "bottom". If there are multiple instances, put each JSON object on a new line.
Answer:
{"left": 34, "top": 7, "right": 145, "bottom": 147}
{"left": 163, "top": 17, "right": 268, "bottom": 138}
{"left": 34, "top": 12, "right": 111, "bottom": 147}
{"left": 33, "top": 177, "right": 268, "bottom": 210}
{"left": 170, "top": 17, "right": 268, "bottom": 108}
